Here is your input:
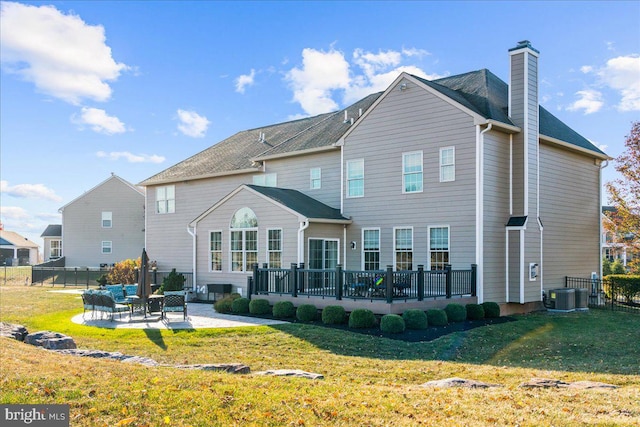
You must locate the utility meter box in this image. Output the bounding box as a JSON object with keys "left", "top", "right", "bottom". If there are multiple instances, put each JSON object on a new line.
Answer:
{"left": 547, "top": 288, "right": 575, "bottom": 312}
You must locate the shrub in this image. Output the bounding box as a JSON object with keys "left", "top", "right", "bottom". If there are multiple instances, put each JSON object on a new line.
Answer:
{"left": 402, "top": 309, "right": 428, "bottom": 329}
{"left": 231, "top": 297, "right": 250, "bottom": 314}
{"left": 604, "top": 275, "right": 640, "bottom": 302}
{"left": 481, "top": 302, "right": 501, "bottom": 318}
{"left": 213, "top": 294, "right": 241, "bottom": 314}
{"left": 426, "top": 308, "right": 448, "bottom": 326}
{"left": 444, "top": 303, "right": 466, "bottom": 323}
{"left": 272, "top": 301, "right": 296, "bottom": 319}
{"left": 348, "top": 308, "right": 376, "bottom": 329}
{"left": 322, "top": 306, "right": 346, "bottom": 325}
{"left": 249, "top": 298, "right": 272, "bottom": 315}
{"left": 159, "top": 269, "right": 186, "bottom": 294}
{"left": 107, "top": 258, "right": 139, "bottom": 285}
{"left": 380, "top": 314, "right": 405, "bottom": 334}
{"left": 296, "top": 304, "right": 318, "bottom": 322}
{"left": 466, "top": 303, "right": 485, "bottom": 320}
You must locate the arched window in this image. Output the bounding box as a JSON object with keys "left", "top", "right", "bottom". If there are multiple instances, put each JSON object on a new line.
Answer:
{"left": 230, "top": 207, "right": 258, "bottom": 272}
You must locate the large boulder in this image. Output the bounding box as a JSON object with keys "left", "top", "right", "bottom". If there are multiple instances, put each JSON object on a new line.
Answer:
{"left": 0, "top": 322, "right": 28, "bottom": 341}
{"left": 24, "top": 331, "right": 77, "bottom": 350}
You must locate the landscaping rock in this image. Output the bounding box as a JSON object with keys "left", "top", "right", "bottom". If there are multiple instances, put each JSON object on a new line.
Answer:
{"left": 0, "top": 322, "right": 28, "bottom": 341}
{"left": 254, "top": 369, "right": 324, "bottom": 380}
{"left": 420, "top": 377, "right": 501, "bottom": 388}
{"left": 172, "top": 363, "right": 250, "bottom": 374}
{"left": 24, "top": 331, "right": 76, "bottom": 350}
{"left": 520, "top": 378, "right": 619, "bottom": 390}
{"left": 567, "top": 381, "right": 618, "bottom": 390}
{"left": 52, "top": 349, "right": 159, "bottom": 366}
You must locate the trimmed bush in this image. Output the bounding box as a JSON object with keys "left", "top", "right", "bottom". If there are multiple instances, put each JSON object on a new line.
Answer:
{"left": 444, "top": 303, "right": 467, "bottom": 323}
{"left": 272, "top": 301, "right": 296, "bottom": 319}
{"left": 466, "top": 303, "right": 485, "bottom": 320}
{"left": 213, "top": 293, "right": 241, "bottom": 314}
{"left": 296, "top": 304, "right": 318, "bottom": 322}
{"left": 380, "top": 314, "right": 405, "bottom": 334}
{"left": 348, "top": 308, "right": 377, "bottom": 329}
{"left": 604, "top": 275, "right": 640, "bottom": 302}
{"left": 249, "top": 298, "right": 271, "bottom": 315}
{"left": 322, "top": 306, "right": 346, "bottom": 325}
{"left": 231, "top": 297, "right": 250, "bottom": 314}
{"left": 481, "top": 302, "right": 501, "bottom": 318}
{"left": 426, "top": 308, "right": 448, "bottom": 326}
{"left": 402, "top": 309, "right": 428, "bottom": 330}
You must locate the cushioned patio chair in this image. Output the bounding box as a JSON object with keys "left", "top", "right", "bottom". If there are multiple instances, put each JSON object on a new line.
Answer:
{"left": 123, "top": 284, "right": 138, "bottom": 298}
{"left": 162, "top": 291, "right": 187, "bottom": 321}
{"left": 105, "top": 284, "right": 127, "bottom": 304}
{"left": 81, "top": 290, "right": 96, "bottom": 319}
{"left": 95, "top": 291, "right": 129, "bottom": 321}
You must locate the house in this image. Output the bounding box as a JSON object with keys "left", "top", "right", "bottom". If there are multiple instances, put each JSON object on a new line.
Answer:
{"left": 59, "top": 174, "right": 145, "bottom": 267}
{"left": 0, "top": 227, "right": 39, "bottom": 266}
{"left": 140, "top": 41, "right": 608, "bottom": 314}
{"left": 41, "top": 224, "right": 62, "bottom": 262}
{"left": 602, "top": 206, "right": 637, "bottom": 270}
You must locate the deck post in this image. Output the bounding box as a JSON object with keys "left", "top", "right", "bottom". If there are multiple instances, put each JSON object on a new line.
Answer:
{"left": 336, "top": 264, "right": 343, "bottom": 300}
{"left": 417, "top": 265, "right": 424, "bottom": 301}
{"left": 445, "top": 264, "right": 452, "bottom": 299}
{"left": 291, "top": 263, "right": 298, "bottom": 297}
{"left": 251, "top": 263, "right": 258, "bottom": 297}
{"left": 471, "top": 264, "right": 478, "bottom": 297}
{"left": 386, "top": 265, "right": 393, "bottom": 304}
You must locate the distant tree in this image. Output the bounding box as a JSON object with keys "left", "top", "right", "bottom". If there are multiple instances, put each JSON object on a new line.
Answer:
{"left": 605, "top": 121, "right": 640, "bottom": 273}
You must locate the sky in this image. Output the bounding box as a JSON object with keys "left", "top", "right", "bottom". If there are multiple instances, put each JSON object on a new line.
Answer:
{"left": 1, "top": 0, "right": 639, "bottom": 254}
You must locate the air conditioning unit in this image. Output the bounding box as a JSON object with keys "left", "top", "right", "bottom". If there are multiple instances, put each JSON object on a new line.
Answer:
{"left": 547, "top": 288, "right": 575, "bottom": 312}
{"left": 575, "top": 288, "right": 589, "bottom": 311}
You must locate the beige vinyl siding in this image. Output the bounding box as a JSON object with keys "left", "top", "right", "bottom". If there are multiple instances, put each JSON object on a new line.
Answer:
{"left": 193, "top": 188, "right": 300, "bottom": 291}
{"left": 342, "top": 79, "right": 477, "bottom": 271}
{"left": 62, "top": 177, "right": 144, "bottom": 267}
{"left": 482, "top": 131, "right": 511, "bottom": 302}
{"left": 145, "top": 174, "right": 249, "bottom": 272}
{"left": 540, "top": 143, "right": 601, "bottom": 288}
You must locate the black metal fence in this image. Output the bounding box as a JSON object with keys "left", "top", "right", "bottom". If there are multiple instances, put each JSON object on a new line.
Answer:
{"left": 252, "top": 263, "right": 477, "bottom": 303}
{"left": 566, "top": 276, "right": 640, "bottom": 314}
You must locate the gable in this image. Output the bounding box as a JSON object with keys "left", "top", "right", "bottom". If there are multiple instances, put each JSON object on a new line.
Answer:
{"left": 60, "top": 174, "right": 144, "bottom": 212}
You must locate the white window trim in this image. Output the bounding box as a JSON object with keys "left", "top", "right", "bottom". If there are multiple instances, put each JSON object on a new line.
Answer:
{"left": 209, "top": 230, "right": 223, "bottom": 272}
{"left": 101, "top": 241, "right": 112, "bottom": 254}
{"left": 440, "top": 146, "right": 456, "bottom": 182}
{"left": 310, "top": 168, "right": 321, "bottom": 190}
{"left": 428, "top": 225, "right": 450, "bottom": 270}
{"left": 402, "top": 150, "right": 423, "bottom": 194}
{"left": 253, "top": 173, "right": 277, "bottom": 187}
{"left": 393, "top": 226, "right": 413, "bottom": 271}
{"left": 346, "top": 159, "right": 364, "bottom": 198}
{"left": 156, "top": 185, "right": 175, "bottom": 214}
{"left": 266, "top": 228, "right": 283, "bottom": 268}
{"left": 361, "top": 227, "right": 381, "bottom": 271}
{"left": 101, "top": 211, "right": 112, "bottom": 228}
{"left": 229, "top": 229, "right": 258, "bottom": 273}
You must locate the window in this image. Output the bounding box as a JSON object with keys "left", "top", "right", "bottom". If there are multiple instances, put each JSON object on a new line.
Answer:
{"left": 230, "top": 208, "right": 258, "bottom": 272}
{"left": 440, "top": 147, "right": 455, "bottom": 182}
{"left": 50, "top": 240, "right": 62, "bottom": 259}
{"left": 101, "top": 241, "right": 112, "bottom": 254}
{"left": 346, "top": 159, "right": 364, "bottom": 197}
{"left": 101, "top": 211, "right": 112, "bottom": 228}
{"left": 403, "top": 151, "right": 423, "bottom": 193}
{"left": 156, "top": 185, "right": 175, "bottom": 214}
{"left": 253, "top": 173, "right": 277, "bottom": 187}
{"left": 267, "top": 229, "right": 282, "bottom": 268}
{"left": 394, "top": 227, "right": 413, "bottom": 270}
{"left": 362, "top": 228, "right": 380, "bottom": 270}
{"left": 210, "top": 231, "right": 222, "bottom": 272}
{"left": 429, "top": 226, "right": 450, "bottom": 269}
{"left": 310, "top": 168, "right": 321, "bottom": 189}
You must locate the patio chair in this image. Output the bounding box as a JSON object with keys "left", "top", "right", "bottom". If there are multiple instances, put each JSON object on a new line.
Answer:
{"left": 81, "top": 290, "right": 96, "bottom": 319}
{"left": 105, "top": 284, "right": 127, "bottom": 304}
{"left": 162, "top": 291, "right": 187, "bottom": 321}
{"left": 95, "top": 292, "right": 129, "bottom": 321}
{"left": 123, "top": 284, "right": 138, "bottom": 298}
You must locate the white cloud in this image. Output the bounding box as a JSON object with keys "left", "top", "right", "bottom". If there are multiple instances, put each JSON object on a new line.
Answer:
{"left": 567, "top": 89, "right": 604, "bottom": 114}
{"left": 176, "top": 109, "right": 211, "bottom": 138}
{"left": 0, "top": 205, "right": 30, "bottom": 220}
{"left": 0, "top": 180, "right": 62, "bottom": 202}
{"left": 0, "top": 2, "right": 128, "bottom": 104}
{"left": 235, "top": 69, "right": 256, "bottom": 94}
{"left": 73, "top": 107, "right": 126, "bottom": 134}
{"left": 285, "top": 46, "right": 443, "bottom": 116}
{"left": 598, "top": 55, "right": 640, "bottom": 112}
{"left": 580, "top": 65, "right": 594, "bottom": 73}
{"left": 96, "top": 151, "right": 165, "bottom": 163}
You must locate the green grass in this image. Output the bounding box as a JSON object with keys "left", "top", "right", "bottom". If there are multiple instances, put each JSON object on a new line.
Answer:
{"left": 1, "top": 284, "right": 640, "bottom": 426}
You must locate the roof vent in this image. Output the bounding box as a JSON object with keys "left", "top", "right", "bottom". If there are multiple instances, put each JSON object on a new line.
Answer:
{"left": 258, "top": 132, "right": 266, "bottom": 143}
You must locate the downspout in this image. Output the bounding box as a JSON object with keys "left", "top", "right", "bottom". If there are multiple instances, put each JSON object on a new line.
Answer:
{"left": 476, "top": 123, "right": 492, "bottom": 304}
{"left": 506, "top": 133, "right": 513, "bottom": 302}
{"left": 343, "top": 225, "right": 347, "bottom": 269}
{"left": 599, "top": 160, "right": 609, "bottom": 281}
{"left": 298, "top": 220, "right": 310, "bottom": 265}
{"left": 187, "top": 225, "right": 197, "bottom": 291}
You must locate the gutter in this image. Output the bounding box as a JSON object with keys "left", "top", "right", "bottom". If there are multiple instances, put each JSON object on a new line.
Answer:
{"left": 298, "top": 220, "right": 310, "bottom": 265}
{"left": 187, "top": 225, "right": 197, "bottom": 291}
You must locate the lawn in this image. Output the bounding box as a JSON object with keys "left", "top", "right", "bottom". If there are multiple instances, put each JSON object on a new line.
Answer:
{"left": 1, "top": 284, "right": 639, "bottom": 426}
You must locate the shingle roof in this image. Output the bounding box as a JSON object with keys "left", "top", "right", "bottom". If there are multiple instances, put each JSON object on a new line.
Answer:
{"left": 0, "top": 230, "right": 39, "bottom": 248}
{"left": 140, "top": 69, "right": 605, "bottom": 187}
{"left": 247, "top": 185, "right": 349, "bottom": 221}
{"left": 41, "top": 224, "right": 62, "bottom": 238}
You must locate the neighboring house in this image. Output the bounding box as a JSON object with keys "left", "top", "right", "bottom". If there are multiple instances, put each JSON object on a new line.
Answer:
{"left": 41, "top": 224, "right": 62, "bottom": 262}
{"left": 0, "top": 228, "right": 39, "bottom": 266}
{"left": 602, "top": 206, "right": 637, "bottom": 269}
{"left": 140, "top": 41, "right": 608, "bottom": 313}
{"left": 59, "top": 174, "right": 145, "bottom": 267}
